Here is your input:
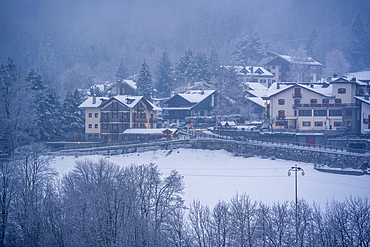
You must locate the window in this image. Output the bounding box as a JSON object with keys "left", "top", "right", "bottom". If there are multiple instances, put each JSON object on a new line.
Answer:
{"left": 112, "top": 102, "right": 118, "bottom": 108}
{"left": 347, "top": 121, "right": 351, "bottom": 127}
{"left": 322, "top": 99, "right": 329, "bottom": 104}
{"left": 95, "top": 113, "right": 98, "bottom": 118}
{"left": 334, "top": 122, "right": 342, "bottom": 127}
{"left": 94, "top": 124, "right": 98, "bottom": 128}
{"left": 94, "top": 135, "right": 98, "bottom": 139}
{"left": 89, "top": 113, "right": 92, "bottom": 118}
{"left": 278, "top": 99, "right": 285, "bottom": 105}
{"left": 104, "top": 113, "right": 108, "bottom": 119}
{"left": 338, "top": 88, "right": 346, "bottom": 94}
{"left": 104, "top": 124, "right": 108, "bottom": 129}
{"left": 113, "top": 124, "right": 118, "bottom": 130}
{"left": 113, "top": 112, "right": 118, "bottom": 118}
{"left": 278, "top": 110, "right": 285, "bottom": 119}
{"left": 335, "top": 99, "right": 342, "bottom": 104}
{"left": 329, "top": 110, "right": 342, "bottom": 116}
{"left": 88, "top": 135, "right": 92, "bottom": 139}
{"left": 346, "top": 109, "right": 352, "bottom": 116}
{"left": 302, "top": 121, "right": 311, "bottom": 126}
{"left": 275, "top": 121, "right": 286, "bottom": 126}
{"left": 294, "top": 88, "right": 301, "bottom": 97}
{"left": 314, "top": 110, "right": 327, "bottom": 116}
{"left": 315, "top": 121, "right": 323, "bottom": 126}
{"left": 310, "top": 99, "right": 317, "bottom": 104}
{"left": 272, "top": 65, "right": 275, "bottom": 69}
{"left": 299, "top": 110, "right": 312, "bottom": 116}
{"left": 294, "top": 99, "right": 300, "bottom": 105}
{"left": 88, "top": 124, "right": 92, "bottom": 128}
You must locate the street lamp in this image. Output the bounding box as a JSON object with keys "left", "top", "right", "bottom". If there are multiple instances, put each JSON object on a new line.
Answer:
{"left": 288, "top": 164, "right": 305, "bottom": 247}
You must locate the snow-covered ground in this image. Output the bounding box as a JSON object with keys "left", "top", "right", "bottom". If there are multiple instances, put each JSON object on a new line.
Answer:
{"left": 50, "top": 148, "right": 370, "bottom": 208}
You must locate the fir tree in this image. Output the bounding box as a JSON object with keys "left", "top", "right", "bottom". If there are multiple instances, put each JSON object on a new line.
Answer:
{"left": 88, "top": 86, "right": 103, "bottom": 97}
{"left": 115, "top": 58, "right": 129, "bottom": 81}
{"left": 208, "top": 45, "right": 220, "bottom": 74}
{"left": 155, "top": 51, "right": 174, "bottom": 98}
{"left": 62, "top": 89, "right": 84, "bottom": 139}
{"left": 136, "top": 60, "right": 154, "bottom": 101}
{"left": 232, "top": 28, "right": 265, "bottom": 66}
{"left": 186, "top": 52, "right": 211, "bottom": 83}
{"left": 305, "top": 27, "right": 318, "bottom": 58}
{"left": 175, "top": 48, "right": 193, "bottom": 85}
{"left": 25, "top": 68, "right": 46, "bottom": 91}
{"left": 35, "top": 85, "right": 63, "bottom": 140}
{"left": 350, "top": 13, "right": 370, "bottom": 71}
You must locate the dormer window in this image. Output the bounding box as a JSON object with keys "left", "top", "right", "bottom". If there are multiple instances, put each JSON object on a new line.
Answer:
{"left": 338, "top": 88, "right": 346, "bottom": 94}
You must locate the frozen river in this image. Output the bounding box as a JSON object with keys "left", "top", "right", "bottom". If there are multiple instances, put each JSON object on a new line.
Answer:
{"left": 51, "top": 148, "right": 370, "bottom": 208}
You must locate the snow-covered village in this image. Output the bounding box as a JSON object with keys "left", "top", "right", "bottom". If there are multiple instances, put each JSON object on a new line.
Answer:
{"left": 1, "top": 0, "right": 370, "bottom": 246}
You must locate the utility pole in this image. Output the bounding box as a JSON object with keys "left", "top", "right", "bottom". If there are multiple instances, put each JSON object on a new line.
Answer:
{"left": 288, "top": 164, "right": 305, "bottom": 247}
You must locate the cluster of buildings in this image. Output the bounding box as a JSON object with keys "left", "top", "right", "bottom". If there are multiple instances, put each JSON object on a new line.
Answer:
{"left": 79, "top": 52, "right": 370, "bottom": 144}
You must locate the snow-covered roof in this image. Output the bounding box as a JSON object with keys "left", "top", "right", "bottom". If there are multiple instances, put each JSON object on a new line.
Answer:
{"left": 178, "top": 90, "right": 216, "bottom": 103}
{"left": 217, "top": 66, "right": 273, "bottom": 77}
{"left": 262, "top": 83, "right": 333, "bottom": 99}
{"left": 346, "top": 71, "right": 370, "bottom": 82}
{"left": 123, "top": 128, "right": 177, "bottom": 135}
{"left": 219, "top": 121, "right": 236, "bottom": 126}
{"left": 354, "top": 96, "right": 370, "bottom": 105}
{"left": 113, "top": 95, "right": 161, "bottom": 111}
{"left": 246, "top": 96, "right": 266, "bottom": 108}
{"left": 122, "top": 79, "right": 137, "bottom": 89}
{"left": 79, "top": 96, "right": 109, "bottom": 108}
{"left": 265, "top": 52, "right": 322, "bottom": 66}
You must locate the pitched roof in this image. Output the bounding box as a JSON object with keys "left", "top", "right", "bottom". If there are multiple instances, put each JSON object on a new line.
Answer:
{"left": 79, "top": 96, "right": 109, "bottom": 108}
{"left": 262, "top": 83, "right": 333, "bottom": 99}
{"left": 178, "top": 90, "right": 216, "bottom": 103}
{"left": 264, "top": 52, "right": 322, "bottom": 66}
{"left": 123, "top": 128, "right": 177, "bottom": 135}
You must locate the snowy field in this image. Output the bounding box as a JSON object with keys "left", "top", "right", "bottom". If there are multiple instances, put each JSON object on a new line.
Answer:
{"left": 50, "top": 148, "right": 370, "bottom": 208}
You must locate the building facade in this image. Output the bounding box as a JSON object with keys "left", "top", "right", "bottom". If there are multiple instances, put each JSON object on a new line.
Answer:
{"left": 80, "top": 95, "right": 160, "bottom": 142}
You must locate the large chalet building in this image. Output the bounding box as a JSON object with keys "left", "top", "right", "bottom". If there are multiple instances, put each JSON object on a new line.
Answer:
{"left": 162, "top": 90, "right": 217, "bottom": 125}
{"left": 264, "top": 52, "right": 322, "bottom": 83}
{"left": 262, "top": 76, "right": 367, "bottom": 137}
{"left": 79, "top": 95, "right": 160, "bottom": 142}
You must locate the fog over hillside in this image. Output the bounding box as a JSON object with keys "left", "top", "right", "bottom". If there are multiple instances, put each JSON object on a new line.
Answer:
{"left": 1, "top": 0, "right": 369, "bottom": 92}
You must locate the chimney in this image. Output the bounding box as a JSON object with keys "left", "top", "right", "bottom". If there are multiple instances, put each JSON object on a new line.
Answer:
{"left": 310, "top": 83, "right": 314, "bottom": 88}
{"left": 277, "top": 83, "right": 280, "bottom": 89}
{"left": 365, "top": 92, "right": 369, "bottom": 101}
{"left": 93, "top": 94, "right": 96, "bottom": 104}
{"left": 351, "top": 77, "right": 356, "bottom": 82}
{"left": 250, "top": 66, "right": 253, "bottom": 73}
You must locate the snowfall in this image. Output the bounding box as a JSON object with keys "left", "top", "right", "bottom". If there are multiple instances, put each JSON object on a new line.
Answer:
{"left": 50, "top": 148, "right": 370, "bottom": 208}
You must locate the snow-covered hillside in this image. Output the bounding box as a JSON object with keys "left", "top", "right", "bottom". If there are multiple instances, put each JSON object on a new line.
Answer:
{"left": 50, "top": 148, "right": 370, "bottom": 207}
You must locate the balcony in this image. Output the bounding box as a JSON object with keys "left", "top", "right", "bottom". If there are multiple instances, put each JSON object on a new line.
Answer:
{"left": 134, "top": 118, "right": 147, "bottom": 122}
{"left": 149, "top": 118, "right": 158, "bottom": 123}
{"left": 100, "top": 117, "right": 110, "bottom": 122}
{"left": 293, "top": 103, "right": 358, "bottom": 108}
{"left": 292, "top": 93, "right": 302, "bottom": 98}
{"left": 119, "top": 118, "right": 129, "bottom": 122}
{"left": 363, "top": 118, "right": 369, "bottom": 124}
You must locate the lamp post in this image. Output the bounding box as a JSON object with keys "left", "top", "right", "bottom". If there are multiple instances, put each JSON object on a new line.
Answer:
{"left": 288, "top": 164, "right": 305, "bottom": 247}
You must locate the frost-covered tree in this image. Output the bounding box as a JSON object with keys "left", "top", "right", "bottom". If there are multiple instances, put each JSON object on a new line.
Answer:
{"left": 232, "top": 28, "right": 266, "bottom": 66}
{"left": 186, "top": 52, "right": 211, "bottom": 83}
{"left": 136, "top": 60, "right": 154, "bottom": 101}
{"left": 208, "top": 45, "right": 220, "bottom": 75}
{"left": 34, "top": 85, "right": 63, "bottom": 140}
{"left": 350, "top": 12, "right": 370, "bottom": 71}
{"left": 324, "top": 49, "right": 350, "bottom": 78}
{"left": 0, "top": 58, "right": 35, "bottom": 156}
{"left": 155, "top": 51, "right": 174, "bottom": 98}
{"left": 25, "top": 67, "right": 46, "bottom": 92}
{"left": 305, "top": 27, "right": 318, "bottom": 59}
{"left": 88, "top": 86, "right": 103, "bottom": 97}
{"left": 115, "top": 58, "right": 129, "bottom": 81}
{"left": 175, "top": 48, "right": 194, "bottom": 85}
{"left": 62, "top": 89, "right": 84, "bottom": 140}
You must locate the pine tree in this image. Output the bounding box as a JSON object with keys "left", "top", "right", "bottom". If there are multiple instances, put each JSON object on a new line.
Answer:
{"left": 232, "top": 28, "right": 265, "bottom": 66}
{"left": 155, "top": 51, "right": 174, "bottom": 98}
{"left": 306, "top": 27, "right": 318, "bottom": 58}
{"left": 115, "top": 58, "right": 129, "bottom": 81}
{"left": 25, "top": 68, "right": 46, "bottom": 91}
{"left": 88, "top": 86, "right": 103, "bottom": 97}
{"left": 350, "top": 13, "right": 370, "bottom": 71}
{"left": 35, "top": 85, "right": 63, "bottom": 140}
{"left": 175, "top": 48, "right": 193, "bottom": 85}
{"left": 0, "top": 58, "right": 35, "bottom": 156}
{"left": 62, "top": 89, "right": 84, "bottom": 140}
{"left": 136, "top": 60, "right": 154, "bottom": 101}
{"left": 186, "top": 52, "right": 211, "bottom": 83}
{"left": 208, "top": 45, "right": 220, "bottom": 74}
